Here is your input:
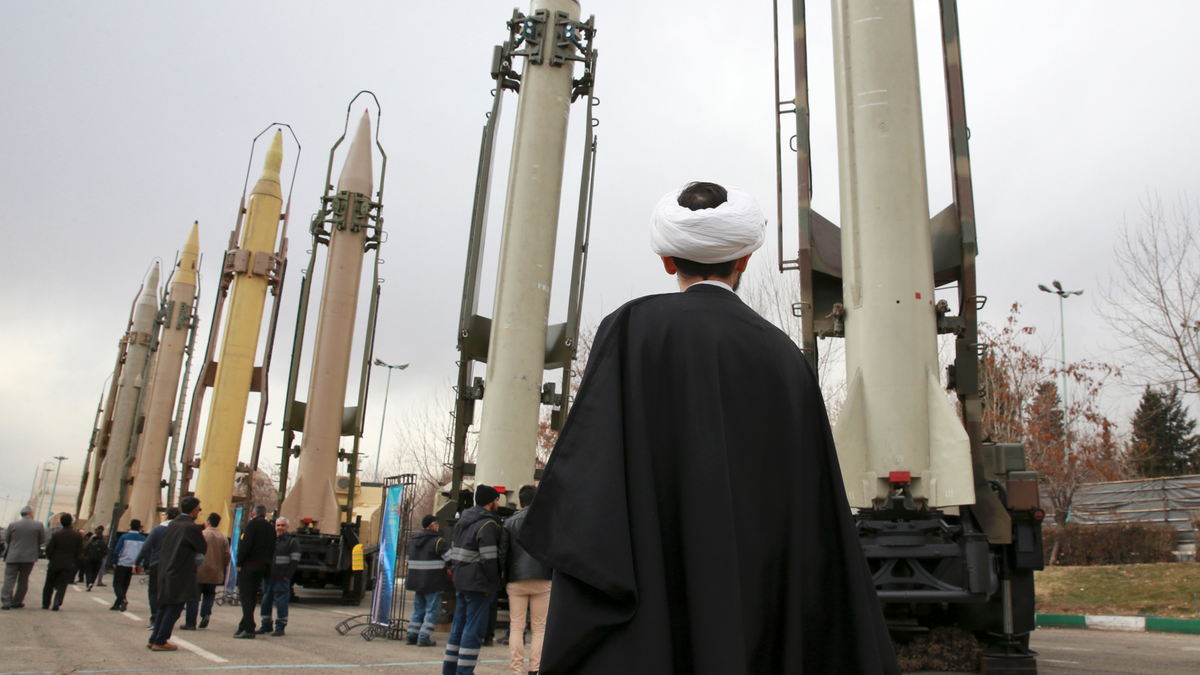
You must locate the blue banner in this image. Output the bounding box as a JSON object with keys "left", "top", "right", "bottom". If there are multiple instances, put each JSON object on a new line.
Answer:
{"left": 371, "top": 484, "right": 404, "bottom": 626}
{"left": 226, "top": 506, "right": 243, "bottom": 597}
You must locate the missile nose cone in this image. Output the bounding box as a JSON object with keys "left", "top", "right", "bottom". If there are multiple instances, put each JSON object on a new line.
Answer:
{"left": 335, "top": 110, "right": 374, "bottom": 197}
{"left": 140, "top": 262, "right": 161, "bottom": 306}
{"left": 265, "top": 129, "right": 284, "bottom": 178}
{"left": 184, "top": 221, "right": 200, "bottom": 256}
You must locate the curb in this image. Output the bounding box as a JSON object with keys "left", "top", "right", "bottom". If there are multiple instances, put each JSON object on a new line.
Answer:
{"left": 1037, "top": 614, "right": 1200, "bottom": 635}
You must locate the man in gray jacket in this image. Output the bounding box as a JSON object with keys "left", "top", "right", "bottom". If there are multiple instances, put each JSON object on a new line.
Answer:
{"left": 2, "top": 506, "right": 47, "bottom": 609}
{"left": 504, "top": 485, "right": 552, "bottom": 675}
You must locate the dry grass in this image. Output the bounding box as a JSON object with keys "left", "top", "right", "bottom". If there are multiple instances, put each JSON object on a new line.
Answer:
{"left": 1036, "top": 563, "right": 1200, "bottom": 618}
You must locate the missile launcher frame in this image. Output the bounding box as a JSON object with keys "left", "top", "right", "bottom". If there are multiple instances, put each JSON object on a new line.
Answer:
{"left": 773, "top": 1, "right": 1044, "bottom": 670}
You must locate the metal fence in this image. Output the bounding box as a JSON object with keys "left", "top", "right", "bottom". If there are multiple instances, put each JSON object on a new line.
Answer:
{"left": 1069, "top": 475, "right": 1200, "bottom": 553}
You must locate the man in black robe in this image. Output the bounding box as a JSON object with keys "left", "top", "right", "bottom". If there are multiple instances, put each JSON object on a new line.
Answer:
{"left": 519, "top": 182, "right": 900, "bottom": 674}
{"left": 149, "top": 497, "right": 207, "bottom": 651}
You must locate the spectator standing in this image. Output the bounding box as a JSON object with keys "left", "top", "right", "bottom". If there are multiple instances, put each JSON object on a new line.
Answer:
{"left": 233, "top": 505, "right": 275, "bottom": 639}
{"left": 442, "top": 485, "right": 506, "bottom": 675}
{"left": 109, "top": 520, "right": 145, "bottom": 612}
{"left": 256, "top": 517, "right": 300, "bottom": 636}
{"left": 41, "top": 514, "right": 85, "bottom": 610}
{"left": 83, "top": 526, "right": 108, "bottom": 590}
{"left": 137, "top": 507, "right": 181, "bottom": 626}
{"left": 148, "top": 497, "right": 207, "bottom": 651}
{"left": 504, "top": 485, "right": 552, "bottom": 675}
{"left": 184, "top": 512, "right": 231, "bottom": 629}
{"left": 73, "top": 531, "right": 91, "bottom": 584}
{"left": 406, "top": 514, "right": 451, "bottom": 646}
{"left": 1, "top": 506, "right": 46, "bottom": 610}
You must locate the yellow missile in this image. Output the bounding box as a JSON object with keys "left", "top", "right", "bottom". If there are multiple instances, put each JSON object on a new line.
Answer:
{"left": 194, "top": 131, "right": 284, "bottom": 535}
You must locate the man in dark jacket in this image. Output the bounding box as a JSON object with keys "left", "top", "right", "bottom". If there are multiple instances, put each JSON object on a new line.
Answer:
{"left": 148, "top": 497, "right": 207, "bottom": 651}
{"left": 406, "top": 514, "right": 451, "bottom": 646}
{"left": 234, "top": 504, "right": 275, "bottom": 639}
{"left": 442, "top": 485, "right": 505, "bottom": 675}
{"left": 41, "top": 513, "right": 84, "bottom": 610}
{"left": 504, "top": 485, "right": 552, "bottom": 675}
{"left": 136, "top": 507, "right": 181, "bottom": 626}
{"left": 83, "top": 526, "right": 108, "bottom": 590}
{"left": 256, "top": 517, "right": 300, "bottom": 637}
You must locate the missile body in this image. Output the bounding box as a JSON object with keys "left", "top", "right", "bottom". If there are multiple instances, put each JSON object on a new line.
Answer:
{"left": 474, "top": 0, "right": 580, "bottom": 500}
{"left": 125, "top": 223, "right": 200, "bottom": 529}
{"left": 829, "top": 0, "right": 974, "bottom": 508}
{"left": 194, "top": 132, "right": 285, "bottom": 532}
{"left": 280, "top": 113, "right": 374, "bottom": 532}
{"left": 90, "top": 264, "right": 160, "bottom": 532}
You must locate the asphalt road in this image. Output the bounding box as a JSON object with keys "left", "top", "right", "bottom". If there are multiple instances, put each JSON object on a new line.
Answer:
{"left": 1, "top": 562, "right": 1197, "bottom": 674}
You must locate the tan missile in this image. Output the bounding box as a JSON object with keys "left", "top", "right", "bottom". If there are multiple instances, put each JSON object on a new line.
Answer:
{"left": 124, "top": 223, "right": 200, "bottom": 529}
{"left": 280, "top": 112, "right": 374, "bottom": 532}
{"left": 89, "top": 263, "right": 160, "bottom": 532}
{"left": 194, "top": 132, "right": 285, "bottom": 534}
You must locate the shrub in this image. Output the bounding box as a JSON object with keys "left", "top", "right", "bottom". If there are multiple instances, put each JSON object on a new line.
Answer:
{"left": 1043, "top": 523, "right": 1178, "bottom": 566}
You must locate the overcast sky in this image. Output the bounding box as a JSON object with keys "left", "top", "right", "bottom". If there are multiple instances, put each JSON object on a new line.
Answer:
{"left": 3, "top": 1, "right": 1198, "bottom": 523}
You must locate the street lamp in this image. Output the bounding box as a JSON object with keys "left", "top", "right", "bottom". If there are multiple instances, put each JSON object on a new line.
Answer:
{"left": 1038, "top": 280, "right": 1084, "bottom": 446}
{"left": 46, "top": 456, "right": 67, "bottom": 526}
{"left": 372, "top": 358, "right": 409, "bottom": 481}
{"left": 37, "top": 466, "right": 52, "bottom": 522}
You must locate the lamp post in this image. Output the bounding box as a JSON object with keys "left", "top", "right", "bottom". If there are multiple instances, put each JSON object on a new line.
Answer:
{"left": 372, "top": 359, "right": 409, "bottom": 481}
{"left": 37, "top": 466, "right": 52, "bottom": 522}
{"left": 1038, "top": 280, "right": 1083, "bottom": 450}
{"left": 45, "top": 456, "right": 67, "bottom": 526}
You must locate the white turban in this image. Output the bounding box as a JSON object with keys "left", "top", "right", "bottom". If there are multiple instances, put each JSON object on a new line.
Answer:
{"left": 650, "top": 185, "right": 767, "bottom": 264}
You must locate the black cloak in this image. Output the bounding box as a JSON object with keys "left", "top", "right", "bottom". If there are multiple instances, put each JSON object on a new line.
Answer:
{"left": 157, "top": 514, "right": 207, "bottom": 606}
{"left": 519, "top": 284, "right": 899, "bottom": 675}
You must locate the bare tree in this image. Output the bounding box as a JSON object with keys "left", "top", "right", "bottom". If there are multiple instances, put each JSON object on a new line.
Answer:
{"left": 379, "top": 386, "right": 472, "bottom": 519}
{"left": 740, "top": 262, "right": 848, "bottom": 420}
{"left": 1100, "top": 195, "right": 1200, "bottom": 394}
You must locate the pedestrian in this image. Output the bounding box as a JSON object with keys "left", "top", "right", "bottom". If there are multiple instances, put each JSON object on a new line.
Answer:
{"left": 109, "top": 520, "right": 145, "bottom": 612}
{"left": 41, "top": 513, "right": 85, "bottom": 611}
{"left": 73, "top": 531, "right": 90, "bottom": 584}
{"left": 183, "top": 512, "right": 231, "bottom": 630}
{"left": 1, "top": 506, "right": 47, "bottom": 610}
{"left": 83, "top": 526, "right": 108, "bottom": 590}
{"left": 518, "top": 182, "right": 901, "bottom": 674}
{"left": 136, "top": 507, "right": 180, "bottom": 627}
{"left": 233, "top": 505, "right": 275, "bottom": 639}
{"left": 504, "top": 485, "right": 551, "bottom": 675}
{"left": 256, "top": 517, "right": 300, "bottom": 636}
{"left": 405, "top": 514, "right": 451, "bottom": 647}
{"left": 148, "top": 497, "right": 207, "bottom": 651}
{"left": 442, "top": 485, "right": 507, "bottom": 675}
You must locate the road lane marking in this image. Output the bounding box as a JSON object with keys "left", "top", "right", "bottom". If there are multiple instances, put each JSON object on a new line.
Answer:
{"left": 69, "top": 585, "right": 81, "bottom": 592}
{"left": 1045, "top": 646, "right": 1095, "bottom": 651}
{"left": 171, "top": 637, "right": 229, "bottom": 663}
{"left": 1183, "top": 647, "right": 1200, "bottom": 651}
{"left": 122, "top": 611, "right": 143, "bottom": 621}
{"left": 0, "top": 658, "right": 512, "bottom": 674}
{"left": 1041, "top": 659, "right": 1080, "bottom": 664}
{"left": 91, "top": 597, "right": 109, "bottom": 606}
{"left": 328, "top": 610, "right": 359, "bottom": 616}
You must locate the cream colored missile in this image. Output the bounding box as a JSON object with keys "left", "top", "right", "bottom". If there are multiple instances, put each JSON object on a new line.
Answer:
{"left": 124, "top": 223, "right": 200, "bottom": 529}
{"left": 280, "top": 111, "right": 373, "bottom": 532}
{"left": 194, "top": 132, "right": 284, "bottom": 535}
{"left": 474, "top": 0, "right": 580, "bottom": 502}
{"left": 90, "top": 263, "right": 160, "bottom": 532}
{"left": 829, "top": 0, "right": 975, "bottom": 509}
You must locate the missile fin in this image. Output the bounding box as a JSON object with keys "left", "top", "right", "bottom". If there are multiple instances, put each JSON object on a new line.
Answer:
{"left": 833, "top": 368, "right": 874, "bottom": 508}
{"left": 925, "top": 367, "right": 976, "bottom": 507}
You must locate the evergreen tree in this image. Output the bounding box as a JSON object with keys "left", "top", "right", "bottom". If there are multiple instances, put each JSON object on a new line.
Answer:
{"left": 1130, "top": 386, "right": 1200, "bottom": 477}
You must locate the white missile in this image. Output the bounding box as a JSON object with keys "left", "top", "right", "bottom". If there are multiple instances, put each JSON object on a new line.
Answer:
{"left": 124, "top": 224, "right": 200, "bottom": 529}
{"left": 89, "top": 263, "right": 160, "bottom": 531}
{"left": 279, "top": 111, "right": 374, "bottom": 532}
{"left": 829, "top": 0, "right": 975, "bottom": 509}
{"left": 473, "top": 0, "right": 581, "bottom": 502}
